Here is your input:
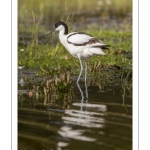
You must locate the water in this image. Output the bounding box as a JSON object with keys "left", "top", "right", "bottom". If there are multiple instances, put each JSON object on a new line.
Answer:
{"left": 18, "top": 75, "right": 132, "bottom": 150}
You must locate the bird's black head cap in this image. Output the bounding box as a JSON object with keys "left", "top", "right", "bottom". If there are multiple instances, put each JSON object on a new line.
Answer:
{"left": 55, "top": 21, "right": 68, "bottom": 35}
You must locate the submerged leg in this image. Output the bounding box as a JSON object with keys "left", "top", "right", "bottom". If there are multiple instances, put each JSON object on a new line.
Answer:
{"left": 77, "top": 82, "right": 84, "bottom": 103}
{"left": 84, "top": 61, "right": 88, "bottom": 99}
{"left": 76, "top": 56, "right": 83, "bottom": 84}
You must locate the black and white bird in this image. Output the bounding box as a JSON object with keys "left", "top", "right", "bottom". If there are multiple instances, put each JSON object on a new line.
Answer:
{"left": 46, "top": 21, "right": 110, "bottom": 83}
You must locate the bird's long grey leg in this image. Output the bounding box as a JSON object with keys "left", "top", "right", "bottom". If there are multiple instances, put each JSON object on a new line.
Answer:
{"left": 85, "top": 61, "right": 88, "bottom": 100}
{"left": 84, "top": 61, "right": 88, "bottom": 83}
{"left": 76, "top": 56, "right": 83, "bottom": 84}
{"left": 76, "top": 55, "right": 84, "bottom": 102}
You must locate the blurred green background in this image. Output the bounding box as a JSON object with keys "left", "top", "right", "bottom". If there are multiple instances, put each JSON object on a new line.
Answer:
{"left": 18, "top": 0, "right": 132, "bottom": 34}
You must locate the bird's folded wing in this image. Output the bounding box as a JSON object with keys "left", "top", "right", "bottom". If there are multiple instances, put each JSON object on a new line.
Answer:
{"left": 67, "top": 32, "right": 104, "bottom": 46}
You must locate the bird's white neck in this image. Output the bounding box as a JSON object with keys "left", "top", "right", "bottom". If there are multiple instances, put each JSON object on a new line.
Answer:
{"left": 59, "top": 29, "right": 67, "bottom": 44}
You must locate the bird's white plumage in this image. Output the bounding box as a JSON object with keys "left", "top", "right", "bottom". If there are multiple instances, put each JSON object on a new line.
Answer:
{"left": 57, "top": 32, "right": 106, "bottom": 59}
{"left": 78, "top": 47, "right": 105, "bottom": 59}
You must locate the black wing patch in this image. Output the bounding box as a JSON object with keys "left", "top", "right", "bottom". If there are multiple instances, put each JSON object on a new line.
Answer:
{"left": 93, "top": 45, "right": 110, "bottom": 50}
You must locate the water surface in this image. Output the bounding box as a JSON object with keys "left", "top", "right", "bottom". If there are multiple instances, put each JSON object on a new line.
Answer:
{"left": 18, "top": 75, "right": 132, "bottom": 150}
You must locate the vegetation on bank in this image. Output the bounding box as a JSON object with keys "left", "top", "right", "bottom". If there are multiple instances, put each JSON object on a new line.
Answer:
{"left": 18, "top": 24, "right": 132, "bottom": 76}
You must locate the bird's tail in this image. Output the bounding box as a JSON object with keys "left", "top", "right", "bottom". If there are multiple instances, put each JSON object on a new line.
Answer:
{"left": 93, "top": 45, "right": 110, "bottom": 50}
